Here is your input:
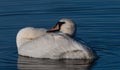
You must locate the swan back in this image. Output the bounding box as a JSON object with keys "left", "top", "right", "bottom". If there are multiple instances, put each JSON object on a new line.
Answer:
{"left": 16, "top": 27, "right": 46, "bottom": 49}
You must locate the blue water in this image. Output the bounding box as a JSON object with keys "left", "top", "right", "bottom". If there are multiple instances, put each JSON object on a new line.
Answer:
{"left": 0, "top": 0, "right": 120, "bottom": 70}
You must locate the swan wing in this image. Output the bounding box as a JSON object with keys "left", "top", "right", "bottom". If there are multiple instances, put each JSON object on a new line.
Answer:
{"left": 18, "top": 33, "right": 94, "bottom": 59}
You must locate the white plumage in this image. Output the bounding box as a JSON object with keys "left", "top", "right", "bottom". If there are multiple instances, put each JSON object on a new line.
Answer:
{"left": 16, "top": 18, "right": 95, "bottom": 59}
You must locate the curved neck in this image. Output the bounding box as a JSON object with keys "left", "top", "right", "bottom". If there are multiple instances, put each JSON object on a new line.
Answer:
{"left": 60, "top": 26, "right": 75, "bottom": 36}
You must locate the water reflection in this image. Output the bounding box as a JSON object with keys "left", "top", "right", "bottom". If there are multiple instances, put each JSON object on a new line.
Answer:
{"left": 18, "top": 56, "right": 93, "bottom": 70}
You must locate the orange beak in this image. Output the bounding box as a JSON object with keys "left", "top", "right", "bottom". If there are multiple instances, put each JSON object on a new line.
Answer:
{"left": 47, "top": 23, "right": 60, "bottom": 33}
{"left": 47, "top": 22, "right": 65, "bottom": 33}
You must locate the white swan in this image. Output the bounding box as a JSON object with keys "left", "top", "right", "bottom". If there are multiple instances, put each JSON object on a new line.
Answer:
{"left": 16, "top": 18, "right": 95, "bottom": 59}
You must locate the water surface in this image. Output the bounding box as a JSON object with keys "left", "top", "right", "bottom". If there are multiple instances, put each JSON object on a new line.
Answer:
{"left": 0, "top": 0, "right": 120, "bottom": 70}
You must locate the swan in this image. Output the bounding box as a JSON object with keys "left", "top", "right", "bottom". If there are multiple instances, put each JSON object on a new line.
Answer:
{"left": 16, "top": 18, "right": 95, "bottom": 59}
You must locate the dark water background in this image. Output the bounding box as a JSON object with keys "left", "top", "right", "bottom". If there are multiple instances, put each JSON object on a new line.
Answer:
{"left": 0, "top": 0, "right": 120, "bottom": 70}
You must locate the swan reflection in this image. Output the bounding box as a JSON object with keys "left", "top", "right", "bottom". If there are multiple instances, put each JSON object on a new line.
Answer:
{"left": 18, "top": 56, "right": 93, "bottom": 70}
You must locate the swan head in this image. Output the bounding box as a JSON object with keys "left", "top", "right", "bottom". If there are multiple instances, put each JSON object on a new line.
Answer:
{"left": 47, "top": 18, "right": 75, "bottom": 36}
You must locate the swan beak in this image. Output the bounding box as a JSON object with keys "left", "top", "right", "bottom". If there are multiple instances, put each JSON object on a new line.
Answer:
{"left": 47, "top": 22, "right": 65, "bottom": 33}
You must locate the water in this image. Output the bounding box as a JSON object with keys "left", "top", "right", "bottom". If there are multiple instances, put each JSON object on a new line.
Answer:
{"left": 0, "top": 0, "right": 120, "bottom": 70}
